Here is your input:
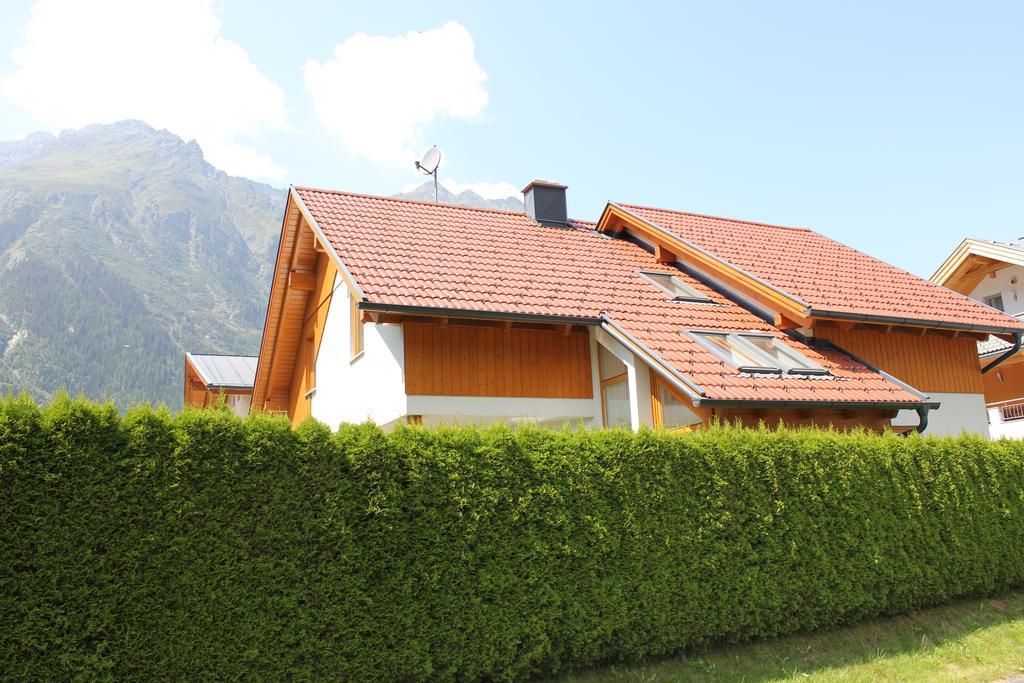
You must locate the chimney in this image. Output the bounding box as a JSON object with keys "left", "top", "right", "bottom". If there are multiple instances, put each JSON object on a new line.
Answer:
{"left": 522, "top": 179, "right": 568, "bottom": 227}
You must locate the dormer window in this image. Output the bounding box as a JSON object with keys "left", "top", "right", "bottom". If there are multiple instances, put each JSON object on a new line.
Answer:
{"left": 690, "top": 330, "right": 828, "bottom": 376}
{"left": 638, "top": 270, "right": 711, "bottom": 302}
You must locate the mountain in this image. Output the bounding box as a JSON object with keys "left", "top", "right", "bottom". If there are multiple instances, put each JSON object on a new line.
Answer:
{"left": 0, "top": 121, "right": 284, "bottom": 409}
{"left": 0, "top": 121, "right": 526, "bottom": 410}
{"left": 394, "top": 180, "right": 523, "bottom": 211}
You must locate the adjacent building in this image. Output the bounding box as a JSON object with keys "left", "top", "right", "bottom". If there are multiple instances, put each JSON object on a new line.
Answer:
{"left": 931, "top": 239, "right": 1024, "bottom": 437}
{"left": 227, "top": 181, "right": 1022, "bottom": 435}
{"left": 183, "top": 353, "right": 256, "bottom": 417}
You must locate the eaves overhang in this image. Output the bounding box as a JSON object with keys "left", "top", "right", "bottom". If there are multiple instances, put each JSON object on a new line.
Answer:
{"left": 358, "top": 301, "right": 601, "bottom": 327}
{"left": 695, "top": 398, "right": 937, "bottom": 410}
{"left": 805, "top": 308, "right": 1024, "bottom": 337}
{"left": 930, "top": 237, "right": 1024, "bottom": 288}
{"left": 290, "top": 186, "right": 366, "bottom": 301}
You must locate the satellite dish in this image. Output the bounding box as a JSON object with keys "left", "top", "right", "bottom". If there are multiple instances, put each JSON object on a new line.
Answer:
{"left": 413, "top": 146, "right": 442, "bottom": 202}
{"left": 416, "top": 146, "right": 441, "bottom": 175}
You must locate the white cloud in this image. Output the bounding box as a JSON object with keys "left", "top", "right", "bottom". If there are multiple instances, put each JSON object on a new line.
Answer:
{"left": 3, "top": 0, "right": 288, "bottom": 181}
{"left": 304, "top": 21, "right": 488, "bottom": 165}
{"left": 440, "top": 177, "right": 519, "bottom": 200}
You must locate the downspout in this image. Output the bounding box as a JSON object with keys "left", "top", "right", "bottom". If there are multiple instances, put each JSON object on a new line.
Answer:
{"left": 914, "top": 405, "right": 930, "bottom": 435}
{"left": 981, "top": 331, "right": 1023, "bottom": 374}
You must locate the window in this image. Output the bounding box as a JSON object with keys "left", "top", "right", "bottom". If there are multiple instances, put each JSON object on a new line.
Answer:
{"left": 691, "top": 331, "right": 777, "bottom": 373}
{"left": 651, "top": 372, "right": 702, "bottom": 430}
{"left": 690, "top": 330, "right": 828, "bottom": 376}
{"left": 598, "top": 344, "right": 631, "bottom": 427}
{"left": 350, "top": 295, "right": 364, "bottom": 358}
{"left": 984, "top": 294, "right": 1005, "bottom": 312}
{"left": 305, "top": 335, "right": 315, "bottom": 388}
{"left": 638, "top": 271, "right": 711, "bottom": 302}
{"left": 599, "top": 345, "right": 626, "bottom": 380}
{"left": 603, "top": 381, "right": 631, "bottom": 428}
{"left": 738, "top": 334, "right": 827, "bottom": 375}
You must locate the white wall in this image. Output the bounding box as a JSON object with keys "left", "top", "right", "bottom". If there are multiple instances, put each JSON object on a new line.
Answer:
{"left": 592, "top": 328, "right": 656, "bottom": 429}
{"left": 892, "top": 392, "right": 990, "bottom": 437}
{"left": 311, "top": 277, "right": 407, "bottom": 428}
{"left": 987, "top": 406, "right": 1024, "bottom": 439}
{"left": 312, "top": 283, "right": 613, "bottom": 430}
{"left": 407, "top": 396, "right": 597, "bottom": 428}
{"left": 228, "top": 394, "right": 250, "bottom": 418}
{"left": 968, "top": 265, "right": 1024, "bottom": 316}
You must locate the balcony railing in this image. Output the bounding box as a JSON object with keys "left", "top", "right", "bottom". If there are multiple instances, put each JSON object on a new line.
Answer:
{"left": 988, "top": 398, "right": 1024, "bottom": 423}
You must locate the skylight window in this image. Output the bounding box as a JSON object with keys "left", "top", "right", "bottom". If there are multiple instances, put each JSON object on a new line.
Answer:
{"left": 739, "top": 334, "right": 828, "bottom": 375}
{"left": 690, "top": 331, "right": 829, "bottom": 376}
{"left": 638, "top": 271, "right": 711, "bottom": 302}
{"left": 692, "top": 331, "right": 774, "bottom": 372}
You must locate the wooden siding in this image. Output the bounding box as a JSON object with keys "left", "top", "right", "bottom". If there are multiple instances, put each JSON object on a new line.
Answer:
{"left": 403, "top": 322, "right": 594, "bottom": 398}
{"left": 816, "top": 328, "right": 983, "bottom": 394}
{"left": 286, "top": 252, "right": 339, "bottom": 425}
{"left": 184, "top": 359, "right": 209, "bottom": 408}
{"left": 982, "top": 358, "right": 1024, "bottom": 405}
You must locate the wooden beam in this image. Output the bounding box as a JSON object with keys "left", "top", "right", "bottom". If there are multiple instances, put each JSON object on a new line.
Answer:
{"left": 655, "top": 244, "right": 677, "bottom": 264}
{"left": 289, "top": 269, "right": 316, "bottom": 291}
{"left": 289, "top": 218, "right": 305, "bottom": 271}
{"left": 964, "top": 259, "right": 1005, "bottom": 279}
{"left": 773, "top": 313, "right": 804, "bottom": 330}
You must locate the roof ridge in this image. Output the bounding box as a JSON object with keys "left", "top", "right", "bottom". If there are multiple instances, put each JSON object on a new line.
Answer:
{"left": 618, "top": 201, "right": 813, "bottom": 232}
{"left": 293, "top": 185, "right": 596, "bottom": 226}
{"left": 186, "top": 352, "right": 258, "bottom": 359}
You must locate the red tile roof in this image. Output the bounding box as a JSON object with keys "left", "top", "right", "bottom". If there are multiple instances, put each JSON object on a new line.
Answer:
{"left": 618, "top": 203, "right": 1024, "bottom": 333}
{"left": 295, "top": 187, "right": 922, "bottom": 405}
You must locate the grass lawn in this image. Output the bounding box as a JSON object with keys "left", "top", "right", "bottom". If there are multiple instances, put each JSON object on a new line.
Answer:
{"left": 554, "top": 590, "right": 1024, "bottom": 682}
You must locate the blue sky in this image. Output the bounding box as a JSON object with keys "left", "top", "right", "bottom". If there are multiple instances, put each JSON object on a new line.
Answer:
{"left": 0, "top": 1, "right": 1022, "bottom": 279}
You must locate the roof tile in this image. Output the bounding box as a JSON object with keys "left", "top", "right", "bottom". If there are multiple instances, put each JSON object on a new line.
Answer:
{"left": 620, "top": 203, "right": 1024, "bottom": 332}
{"left": 296, "top": 188, "right": 929, "bottom": 404}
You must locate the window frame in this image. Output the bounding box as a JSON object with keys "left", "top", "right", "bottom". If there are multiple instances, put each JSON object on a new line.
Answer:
{"left": 649, "top": 369, "right": 703, "bottom": 431}
{"left": 689, "top": 330, "right": 781, "bottom": 374}
{"left": 735, "top": 332, "right": 830, "bottom": 376}
{"left": 637, "top": 270, "right": 712, "bottom": 303}
{"left": 984, "top": 294, "right": 1005, "bottom": 312}
{"left": 687, "top": 329, "right": 829, "bottom": 376}
{"left": 305, "top": 335, "right": 316, "bottom": 389}
{"left": 597, "top": 344, "right": 630, "bottom": 428}
{"left": 350, "top": 295, "right": 364, "bottom": 360}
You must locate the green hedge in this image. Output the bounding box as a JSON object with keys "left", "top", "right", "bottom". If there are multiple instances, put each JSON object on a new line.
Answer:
{"left": 2, "top": 395, "right": 1024, "bottom": 680}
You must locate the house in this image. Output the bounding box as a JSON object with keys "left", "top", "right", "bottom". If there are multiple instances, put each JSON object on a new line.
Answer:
{"left": 183, "top": 353, "right": 257, "bottom": 417}
{"left": 931, "top": 239, "right": 1024, "bottom": 437}
{"left": 240, "top": 181, "right": 1024, "bottom": 435}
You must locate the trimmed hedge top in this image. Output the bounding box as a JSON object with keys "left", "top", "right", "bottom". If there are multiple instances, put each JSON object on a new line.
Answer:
{"left": 2, "top": 395, "right": 1023, "bottom": 680}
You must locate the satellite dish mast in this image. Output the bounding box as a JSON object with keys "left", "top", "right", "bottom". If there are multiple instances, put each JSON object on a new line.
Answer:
{"left": 414, "top": 146, "right": 442, "bottom": 202}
